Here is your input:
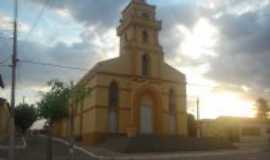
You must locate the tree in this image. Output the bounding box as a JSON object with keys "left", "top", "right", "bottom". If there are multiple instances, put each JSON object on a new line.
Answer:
{"left": 256, "top": 98, "right": 269, "bottom": 120}
{"left": 15, "top": 103, "right": 37, "bottom": 134}
{"left": 37, "top": 80, "right": 71, "bottom": 160}
{"left": 187, "top": 114, "right": 197, "bottom": 137}
{"left": 37, "top": 80, "right": 71, "bottom": 121}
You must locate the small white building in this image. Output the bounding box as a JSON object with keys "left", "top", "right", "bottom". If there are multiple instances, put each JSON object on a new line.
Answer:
{"left": 30, "top": 119, "right": 47, "bottom": 134}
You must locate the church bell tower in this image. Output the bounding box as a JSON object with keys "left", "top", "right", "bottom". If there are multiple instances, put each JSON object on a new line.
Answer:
{"left": 117, "top": 0, "right": 163, "bottom": 78}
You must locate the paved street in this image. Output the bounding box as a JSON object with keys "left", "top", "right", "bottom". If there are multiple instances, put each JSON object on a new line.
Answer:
{"left": 0, "top": 136, "right": 97, "bottom": 160}
{"left": 0, "top": 135, "right": 270, "bottom": 160}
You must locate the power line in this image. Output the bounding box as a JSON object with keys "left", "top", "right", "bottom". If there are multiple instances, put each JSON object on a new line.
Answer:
{"left": 0, "top": 36, "right": 13, "bottom": 39}
{"left": 23, "top": 0, "right": 52, "bottom": 41}
{"left": 17, "top": 59, "right": 215, "bottom": 86}
{"left": 18, "top": 59, "right": 246, "bottom": 91}
{"left": 16, "top": 58, "right": 249, "bottom": 95}
{"left": 0, "top": 64, "right": 10, "bottom": 67}
{"left": 19, "top": 59, "right": 89, "bottom": 71}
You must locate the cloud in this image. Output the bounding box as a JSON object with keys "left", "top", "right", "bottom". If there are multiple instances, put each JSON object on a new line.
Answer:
{"left": 30, "top": 0, "right": 128, "bottom": 29}
{"left": 201, "top": 0, "right": 270, "bottom": 16}
{"left": 0, "top": 13, "right": 30, "bottom": 35}
{"left": 1, "top": 0, "right": 270, "bottom": 105}
{"left": 1, "top": 0, "right": 125, "bottom": 103}
{"left": 0, "top": 26, "right": 118, "bottom": 91}
{"left": 207, "top": 3, "right": 270, "bottom": 94}
{"left": 0, "top": 14, "right": 12, "bottom": 31}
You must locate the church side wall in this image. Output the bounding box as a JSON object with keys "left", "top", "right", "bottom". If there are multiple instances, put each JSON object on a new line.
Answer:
{"left": 94, "top": 74, "right": 132, "bottom": 134}
{"left": 76, "top": 74, "right": 132, "bottom": 144}
{"left": 159, "top": 82, "right": 187, "bottom": 136}
{"left": 51, "top": 76, "right": 98, "bottom": 143}
{"left": 52, "top": 74, "right": 188, "bottom": 143}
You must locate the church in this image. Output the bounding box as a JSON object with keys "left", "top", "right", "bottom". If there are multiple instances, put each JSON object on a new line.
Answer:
{"left": 53, "top": 0, "right": 188, "bottom": 144}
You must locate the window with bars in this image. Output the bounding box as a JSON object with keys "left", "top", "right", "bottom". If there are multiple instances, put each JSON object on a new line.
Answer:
{"left": 169, "top": 89, "right": 176, "bottom": 115}
{"left": 142, "top": 54, "right": 150, "bottom": 77}
{"left": 108, "top": 81, "right": 119, "bottom": 111}
{"left": 142, "top": 30, "right": 149, "bottom": 43}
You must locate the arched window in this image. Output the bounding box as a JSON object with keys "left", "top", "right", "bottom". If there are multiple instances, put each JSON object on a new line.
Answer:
{"left": 142, "top": 54, "right": 150, "bottom": 77}
{"left": 169, "top": 89, "right": 176, "bottom": 115}
{"left": 108, "top": 81, "right": 119, "bottom": 111}
{"left": 142, "top": 30, "right": 149, "bottom": 43}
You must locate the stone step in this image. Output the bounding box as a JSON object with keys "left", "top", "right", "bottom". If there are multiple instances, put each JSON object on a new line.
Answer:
{"left": 98, "top": 135, "right": 235, "bottom": 153}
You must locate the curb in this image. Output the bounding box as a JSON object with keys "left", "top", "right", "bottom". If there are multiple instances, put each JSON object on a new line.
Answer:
{"left": 49, "top": 136, "right": 105, "bottom": 160}
{"left": 47, "top": 136, "right": 262, "bottom": 160}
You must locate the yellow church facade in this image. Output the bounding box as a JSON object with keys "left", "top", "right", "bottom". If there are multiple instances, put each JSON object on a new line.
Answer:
{"left": 53, "top": 0, "right": 188, "bottom": 144}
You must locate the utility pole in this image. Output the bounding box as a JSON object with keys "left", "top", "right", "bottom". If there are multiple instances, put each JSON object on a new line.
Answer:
{"left": 69, "top": 99, "right": 75, "bottom": 160}
{"left": 9, "top": 0, "right": 18, "bottom": 160}
{"left": 196, "top": 97, "right": 201, "bottom": 138}
{"left": 46, "top": 120, "right": 52, "bottom": 160}
{"left": 22, "top": 96, "right": 25, "bottom": 104}
{"left": 69, "top": 82, "right": 75, "bottom": 160}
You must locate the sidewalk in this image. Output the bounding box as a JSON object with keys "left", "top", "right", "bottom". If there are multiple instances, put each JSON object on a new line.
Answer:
{"left": 103, "top": 149, "right": 261, "bottom": 160}
{"left": 50, "top": 136, "right": 264, "bottom": 160}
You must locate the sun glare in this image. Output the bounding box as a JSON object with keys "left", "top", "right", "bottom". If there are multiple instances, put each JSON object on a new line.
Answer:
{"left": 174, "top": 17, "right": 254, "bottom": 120}
{"left": 200, "top": 91, "right": 255, "bottom": 119}
{"left": 178, "top": 18, "right": 219, "bottom": 59}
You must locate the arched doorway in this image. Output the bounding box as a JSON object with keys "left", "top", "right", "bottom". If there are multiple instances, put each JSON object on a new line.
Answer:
{"left": 140, "top": 95, "right": 154, "bottom": 134}
{"left": 108, "top": 81, "right": 119, "bottom": 133}
{"left": 132, "top": 85, "right": 163, "bottom": 135}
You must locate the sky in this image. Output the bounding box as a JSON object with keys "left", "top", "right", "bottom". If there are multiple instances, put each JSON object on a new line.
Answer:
{"left": 0, "top": 0, "right": 270, "bottom": 119}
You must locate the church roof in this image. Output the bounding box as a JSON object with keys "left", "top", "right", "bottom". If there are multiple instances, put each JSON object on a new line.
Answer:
{"left": 76, "top": 58, "right": 119, "bottom": 86}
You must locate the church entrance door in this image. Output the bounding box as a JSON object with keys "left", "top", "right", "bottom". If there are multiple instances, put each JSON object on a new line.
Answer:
{"left": 169, "top": 115, "right": 176, "bottom": 134}
{"left": 108, "top": 111, "right": 117, "bottom": 133}
{"left": 140, "top": 104, "right": 153, "bottom": 134}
